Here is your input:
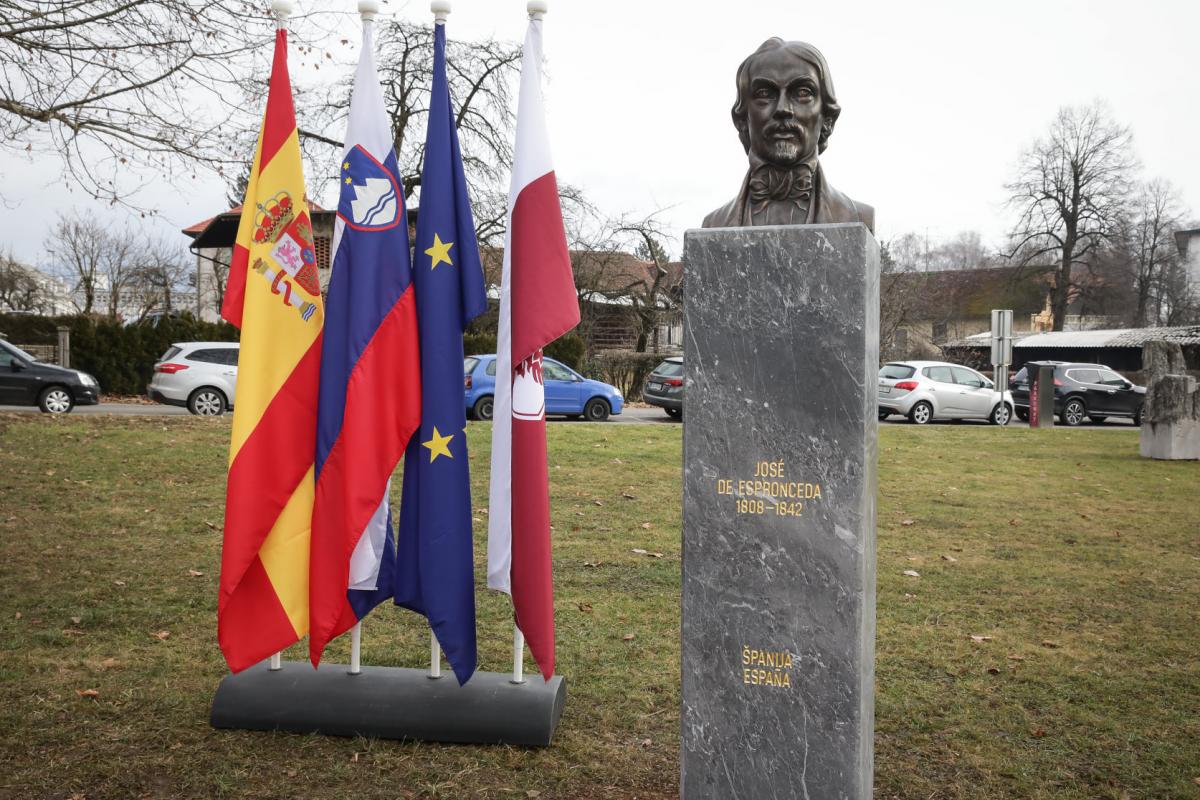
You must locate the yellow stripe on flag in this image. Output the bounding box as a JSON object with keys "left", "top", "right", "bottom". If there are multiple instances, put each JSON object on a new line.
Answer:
{"left": 257, "top": 465, "right": 315, "bottom": 636}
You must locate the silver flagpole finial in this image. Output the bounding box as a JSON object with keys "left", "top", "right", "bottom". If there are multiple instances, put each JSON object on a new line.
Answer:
{"left": 527, "top": 0, "right": 547, "bottom": 20}
{"left": 271, "top": 0, "right": 295, "bottom": 26}
{"left": 431, "top": 0, "right": 451, "bottom": 24}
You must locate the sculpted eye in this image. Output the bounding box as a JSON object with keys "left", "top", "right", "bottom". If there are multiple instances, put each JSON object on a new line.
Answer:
{"left": 794, "top": 86, "right": 815, "bottom": 100}
{"left": 753, "top": 87, "right": 773, "bottom": 100}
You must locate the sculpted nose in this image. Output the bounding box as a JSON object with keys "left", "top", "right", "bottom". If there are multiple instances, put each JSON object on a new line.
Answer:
{"left": 773, "top": 94, "right": 794, "bottom": 118}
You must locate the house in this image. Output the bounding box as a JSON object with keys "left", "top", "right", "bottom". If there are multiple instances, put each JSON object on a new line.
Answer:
{"left": 943, "top": 325, "right": 1200, "bottom": 374}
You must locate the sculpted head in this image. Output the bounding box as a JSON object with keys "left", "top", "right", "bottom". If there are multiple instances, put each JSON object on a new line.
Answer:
{"left": 731, "top": 38, "right": 841, "bottom": 168}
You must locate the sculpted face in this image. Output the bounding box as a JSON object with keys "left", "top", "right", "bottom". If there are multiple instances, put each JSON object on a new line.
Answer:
{"left": 745, "top": 49, "right": 824, "bottom": 168}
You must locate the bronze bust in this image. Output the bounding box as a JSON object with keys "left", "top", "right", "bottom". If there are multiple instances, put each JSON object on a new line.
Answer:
{"left": 704, "top": 38, "right": 874, "bottom": 232}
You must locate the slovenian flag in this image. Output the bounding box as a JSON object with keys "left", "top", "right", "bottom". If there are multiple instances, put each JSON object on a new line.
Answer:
{"left": 308, "top": 13, "right": 422, "bottom": 666}
{"left": 218, "top": 22, "right": 324, "bottom": 673}
{"left": 391, "top": 17, "right": 488, "bottom": 686}
{"left": 486, "top": 9, "right": 580, "bottom": 681}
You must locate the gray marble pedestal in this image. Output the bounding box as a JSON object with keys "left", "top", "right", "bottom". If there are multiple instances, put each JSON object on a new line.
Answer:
{"left": 681, "top": 224, "right": 879, "bottom": 800}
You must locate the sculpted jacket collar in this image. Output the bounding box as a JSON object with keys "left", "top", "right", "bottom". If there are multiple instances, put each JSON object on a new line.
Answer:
{"left": 702, "top": 163, "right": 875, "bottom": 233}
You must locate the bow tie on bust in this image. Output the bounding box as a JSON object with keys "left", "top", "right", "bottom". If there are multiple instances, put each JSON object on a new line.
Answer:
{"left": 748, "top": 162, "right": 815, "bottom": 215}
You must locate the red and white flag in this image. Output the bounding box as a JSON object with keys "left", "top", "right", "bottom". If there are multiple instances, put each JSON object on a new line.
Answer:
{"left": 487, "top": 8, "right": 579, "bottom": 681}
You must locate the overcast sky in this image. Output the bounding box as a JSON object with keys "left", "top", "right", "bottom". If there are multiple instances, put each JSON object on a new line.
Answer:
{"left": 4, "top": 0, "right": 1198, "bottom": 266}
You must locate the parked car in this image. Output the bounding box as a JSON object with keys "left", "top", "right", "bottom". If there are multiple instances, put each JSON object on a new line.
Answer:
{"left": 147, "top": 342, "right": 239, "bottom": 416}
{"left": 1009, "top": 362, "right": 1144, "bottom": 426}
{"left": 0, "top": 338, "right": 100, "bottom": 413}
{"left": 878, "top": 360, "right": 1014, "bottom": 425}
{"left": 643, "top": 356, "right": 683, "bottom": 419}
{"left": 464, "top": 354, "right": 623, "bottom": 422}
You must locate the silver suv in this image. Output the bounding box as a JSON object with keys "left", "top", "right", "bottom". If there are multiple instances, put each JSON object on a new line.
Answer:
{"left": 147, "top": 342, "right": 239, "bottom": 416}
{"left": 878, "top": 360, "right": 1014, "bottom": 425}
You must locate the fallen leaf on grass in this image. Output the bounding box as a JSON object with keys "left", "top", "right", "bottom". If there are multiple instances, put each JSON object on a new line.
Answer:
{"left": 640, "top": 522, "right": 652, "bottom": 530}
{"left": 583, "top": 560, "right": 602, "bottom": 568}
{"left": 13, "top": 612, "right": 20, "bottom": 620}
{"left": 621, "top": 633, "right": 635, "bottom": 641}
{"left": 151, "top": 630, "right": 171, "bottom": 641}
{"left": 1007, "top": 654, "right": 1025, "bottom": 661}
{"left": 639, "top": 738, "right": 652, "bottom": 747}
{"left": 1008, "top": 519, "right": 1022, "bottom": 526}
{"left": 1031, "top": 727, "right": 1046, "bottom": 738}
{"left": 113, "top": 580, "right": 126, "bottom": 587}
{"left": 950, "top": 546, "right": 963, "bottom": 552}
{"left": 941, "top": 555, "right": 958, "bottom": 562}
{"left": 187, "top": 569, "right": 204, "bottom": 577}
{"left": 75, "top": 688, "right": 100, "bottom": 698}
{"left": 622, "top": 492, "right": 637, "bottom": 500}
{"left": 350, "top": 752, "right": 361, "bottom": 763}
{"left": 70, "top": 616, "right": 82, "bottom": 624}
{"left": 969, "top": 635, "right": 993, "bottom": 643}
{"left": 900, "top": 519, "right": 915, "bottom": 526}
{"left": 631, "top": 549, "right": 663, "bottom": 558}
{"left": 1040, "top": 640, "right": 1060, "bottom": 649}
{"left": 45, "top": 469, "right": 56, "bottom": 477}
{"left": 593, "top": 499, "right": 604, "bottom": 506}
{"left": 100, "top": 658, "right": 119, "bottom": 669}
{"left": 902, "top": 570, "right": 920, "bottom": 578}
{"left": 526, "top": 792, "right": 541, "bottom": 798}
{"left": 986, "top": 667, "right": 1001, "bottom": 675}
{"left": 611, "top": 458, "right": 623, "bottom": 464}
{"left": 577, "top": 603, "right": 593, "bottom": 613}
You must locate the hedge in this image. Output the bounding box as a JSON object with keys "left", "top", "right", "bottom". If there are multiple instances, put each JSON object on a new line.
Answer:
{"left": 587, "top": 350, "right": 664, "bottom": 402}
{"left": 0, "top": 313, "right": 238, "bottom": 396}
{"left": 464, "top": 332, "right": 585, "bottom": 372}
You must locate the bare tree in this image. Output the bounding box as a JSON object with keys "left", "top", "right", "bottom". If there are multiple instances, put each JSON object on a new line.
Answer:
{"left": 0, "top": 1, "right": 285, "bottom": 203}
{"left": 130, "top": 236, "right": 193, "bottom": 318}
{"left": 0, "top": 251, "right": 48, "bottom": 312}
{"left": 1004, "top": 103, "right": 1136, "bottom": 331}
{"left": 1121, "top": 179, "right": 1188, "bottom": 326}
{"left": 44, "top": 213, "right": 106, "bottom": 313}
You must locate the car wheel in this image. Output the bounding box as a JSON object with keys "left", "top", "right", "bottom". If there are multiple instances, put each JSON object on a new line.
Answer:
{"left": 1133, "top": 405, "right": 1143, "bottom": 426}
{"left": 666, "top": 408, "right": 682, "bottom": 419}
{"left": 1017, "top": 409, "right": 1029, "bottom": 421}
{"left": 878, "top": 410, "right": 890, "bottom": 421}
{"left": 1088, "top": 415, "right": 1107, "bottom": 424}
{"left": 38, "top": 386, "right": 74, "bottom": 414}
{"left": 990, "top": 402, "right": 1012, "bottom": 426}
{"left": 473, "top": 395, "right": 494, "bottom": 422}
{"left": 584, "top": 397, "right": 610, "bottom": 422}
{"left": 908, "top": 401, "right": 933, "bottom": 425}
{"left": 188, "top": 387, "right": 227, "bottom": 416}
{"left": 1060, "top": 397, "right": 1086, "bottom": 427}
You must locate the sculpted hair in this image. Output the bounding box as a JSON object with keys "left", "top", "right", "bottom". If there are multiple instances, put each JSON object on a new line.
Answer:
{"left": 731, "top": 38, "right": 841, "bottom": 154}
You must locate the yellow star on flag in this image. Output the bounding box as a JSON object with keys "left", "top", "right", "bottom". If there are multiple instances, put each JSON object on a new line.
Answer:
{"left": 422, "top": 426, "right": 454, "bottom": 462}
{"left": 425, "top": 233, "right": 454, "bottom": 270}
{"left": 343, "top": 161, "right": 350, "bottom": 170}
{"left": 344, "top": 176, "right": 352, "bottom": 184}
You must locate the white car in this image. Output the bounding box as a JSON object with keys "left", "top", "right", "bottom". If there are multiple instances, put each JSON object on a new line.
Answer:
{"left": 147, "top": 341, "right": 239, "bottom": 416}
{"left": 878, "top": 360, "right": 1013, "bottom": 425}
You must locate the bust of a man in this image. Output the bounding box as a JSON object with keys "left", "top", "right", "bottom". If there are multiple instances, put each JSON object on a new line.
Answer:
{"left": 703, "top": 38, "right": 873, "bottom": 232}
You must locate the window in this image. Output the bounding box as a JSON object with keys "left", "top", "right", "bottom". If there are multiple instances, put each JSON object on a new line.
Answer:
{"left": 220, "top": 348, "right": 239, "bottom": 366}
{"left": 654, "top": 360, "right": 684, "bottom": 378}
{"left": 924, "top": 365, "right": 954, "bottom": 383}
{"left": 160, "top": 346, "right": 181, "bottom": 362}
{"left": 464, "top": 357, "right": 479, "bottom": 375}
{"left": 1097, "top": 369, "right": 1126, "bottom": 386}
{"left": 894, "top": 328, "right": 908, "bottom": 351}
{"left": 879, "top": 364, "right": 915, "bottom": 380}
{"left": 542, "top": 361, "right": 575, "bottom": 382}
{"left": 485, "top": 359, "right": 497, "bottom": 376}
{"left": 1067, "top": 369, "right": 1099, "bottom": 384}
{"left": 187, "top": 349, "right": 230, "bottom": 364}
{"left": 932, "top": 321, "right": 948, "bottom": 342}
{"left": 951, "top": 366, "right": 984, "bottom": 388}
{"left": 0, "top": 350, "right": 13, "bottom": 368}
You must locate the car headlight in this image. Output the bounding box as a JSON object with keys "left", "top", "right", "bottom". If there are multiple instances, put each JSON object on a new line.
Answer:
{"left": 76, "top": 371, "right": 97, "bottom": 387}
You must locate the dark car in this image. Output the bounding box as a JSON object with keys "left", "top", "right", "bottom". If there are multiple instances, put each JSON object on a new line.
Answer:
{"left": 0, "top": 339, "right": 101, "bottom": 413}
{"left": 1010, "top": 362, "right": 1144, "bottom": 426}
{"left": 643, "top": 357, "right": 683, "bottom": 419}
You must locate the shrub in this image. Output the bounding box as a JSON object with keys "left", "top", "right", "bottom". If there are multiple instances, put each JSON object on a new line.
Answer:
{"left": 463, "top": 332, "right": 497, "bottom": 358}
{"left": 544, "top": 333, "right": 584, "bottom": 371}
{"left": 587, "top": 350, "right": 663, "bottom": 402}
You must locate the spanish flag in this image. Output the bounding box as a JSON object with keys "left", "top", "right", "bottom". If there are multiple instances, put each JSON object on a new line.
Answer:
{"left": 218, "top": 25, "right": 324, "bottom": 673}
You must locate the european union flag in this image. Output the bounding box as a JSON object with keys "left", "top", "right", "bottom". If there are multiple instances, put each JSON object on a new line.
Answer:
{"left": 393, "top": 20, "right": 488, "bottom": 685}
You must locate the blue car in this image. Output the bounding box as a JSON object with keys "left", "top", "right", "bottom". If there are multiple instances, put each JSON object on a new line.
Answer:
{"left": 464, "top": 354, "right": 624, "bottom": 422}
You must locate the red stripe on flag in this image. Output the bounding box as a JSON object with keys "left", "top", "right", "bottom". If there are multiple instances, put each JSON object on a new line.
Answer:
{"left": 309, "top": 288, "right": 422, "bottom": 665}
{"left": 510, "top": 171, "right": 579, "bottom": 363}
{"left": 510, "top": 410, "right": 555, "bottom": 679}
{"left": 217, "top": 555, "right": 303, "bottom": 673}
{"left": 218, "top": 336, "right": 323, "bottom": 619}
{"left": 221, "top": 243, "right": 250, "bottom": 329}
{"left": 260, "top": 28, "right": 298, "bottom": 169}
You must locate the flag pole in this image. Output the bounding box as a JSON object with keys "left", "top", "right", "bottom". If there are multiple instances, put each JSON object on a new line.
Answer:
{"left": 512, "top": 626, "right": 525, "bottom": 684}
{"left": 429, "top": 631, "right": 442, "bottom": 678}
{"left": 349, "top": 622, "right": 362, "bottom": 674}
{"left": 271, "top": 0, "right": 293, "bottom": 29}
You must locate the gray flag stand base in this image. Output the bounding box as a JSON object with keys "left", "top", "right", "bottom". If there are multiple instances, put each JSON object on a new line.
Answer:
{"left": 210, "top": 660, "right": 567, "bottom": 746}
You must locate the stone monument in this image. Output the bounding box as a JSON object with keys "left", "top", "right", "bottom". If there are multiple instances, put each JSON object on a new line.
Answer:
{"left": 1140, "top": 340, "right": 1200, "bottom": 460}
{"left": 683, "top": 38, "right": 878, "bottom": 800}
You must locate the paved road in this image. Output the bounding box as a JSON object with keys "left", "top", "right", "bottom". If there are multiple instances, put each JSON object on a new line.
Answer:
{"left": 0, "top": 402, "right": 1136, "bottom": 429}
{"left": 0, "top": 402, "right": 679, "bottom": 424}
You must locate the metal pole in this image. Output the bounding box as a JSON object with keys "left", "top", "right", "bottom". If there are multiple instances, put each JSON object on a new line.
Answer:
{"left": 511, "top": 626, "right": 526, "bottom": 684}
{"left": 269, "top": 652, "right": 281, "bottom": 671}
{"left": 429, "top": 631, "right": 442, "bottom": 679}
{"left": 349, "top": 622, "right": 362, "bottom": 675}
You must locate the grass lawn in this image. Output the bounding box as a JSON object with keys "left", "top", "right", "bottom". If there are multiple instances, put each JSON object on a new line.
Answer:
{"left": 0, "top": 414, "right": 1197, "bottom": 800}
